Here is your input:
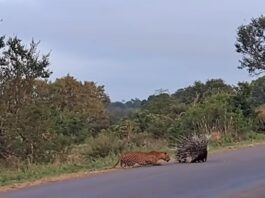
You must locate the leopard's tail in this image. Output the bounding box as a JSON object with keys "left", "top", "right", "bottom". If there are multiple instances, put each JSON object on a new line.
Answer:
{"left": 112, "top": 159, "right": 120, "bottom": 169}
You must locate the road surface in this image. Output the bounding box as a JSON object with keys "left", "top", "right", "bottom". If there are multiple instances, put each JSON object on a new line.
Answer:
{"left": 1, "top": 145, "right": 265, "bottom": 198}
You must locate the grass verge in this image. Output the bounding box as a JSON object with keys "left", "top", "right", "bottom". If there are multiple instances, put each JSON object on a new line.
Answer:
{"left": 0, "top": 154, "right": 118, "bottom": 189}
{"left": 1, "top": 133, "right": 265, "bottom": 191}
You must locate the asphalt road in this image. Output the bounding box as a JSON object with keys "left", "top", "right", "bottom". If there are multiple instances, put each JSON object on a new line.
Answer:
{"left": 1, "top": 145, "right": 265, "bottom": 198}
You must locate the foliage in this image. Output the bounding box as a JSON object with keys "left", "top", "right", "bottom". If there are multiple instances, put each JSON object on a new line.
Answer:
{"left": 108, "top": 98, "right": 142, "bottom": 123}
{"left": 0, "top": 37, "right": 54, "bottom": 164}
{"left": 235, "top": 15, "right": 265, "bottom": 75}
{"left": 232, "top": 82, "right": 255, "bottom": 117}
{"left": 0, "top": 36, "right": 111, "bottom": 166}
{"left": 50, "top": 75, "right": 110, "bottom": 132}
{"left": 170, "top": 93, "right": 253, "bottom": 141}
{"left": 50, "top": 111, "right": 91, "bottom": 144}
{"left": 172, "top": 79, "right": 233, "bottom": 105}
{"left": 84, "top": 132, "right": 124, "bottom": 159}
{"left": 251, "top": 76, "right": 265, "bottom": 106}
{"left": 134, "top": 111, "right": 174, "bottom": 138}
{"left": 142, "top": 93, "right": 173, "bottom": 114}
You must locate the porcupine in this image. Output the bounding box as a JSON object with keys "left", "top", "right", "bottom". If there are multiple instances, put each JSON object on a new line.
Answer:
{"left": 176, "top": 133, "right": 208, "bottom": 163}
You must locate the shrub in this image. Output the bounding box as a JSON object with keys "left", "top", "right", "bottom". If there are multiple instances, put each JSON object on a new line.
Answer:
{"left": 84, "top": 133, "right": 124, "bottom": 159}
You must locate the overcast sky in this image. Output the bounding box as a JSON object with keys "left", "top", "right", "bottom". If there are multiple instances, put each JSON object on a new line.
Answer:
{"left": 0, "top": 0, "right": 264, "bottom": 101}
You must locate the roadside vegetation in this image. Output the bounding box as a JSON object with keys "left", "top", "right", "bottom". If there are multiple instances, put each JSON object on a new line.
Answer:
{"left": 1, "top": 15, "right": 265, "bottom": 187}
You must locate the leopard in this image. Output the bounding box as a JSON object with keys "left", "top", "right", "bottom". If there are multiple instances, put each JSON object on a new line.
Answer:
{"left": 113, "top": 151, "right": 170, "bottom": 168}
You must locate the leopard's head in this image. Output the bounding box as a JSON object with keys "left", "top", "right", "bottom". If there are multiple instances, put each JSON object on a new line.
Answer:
{"left": 160, "top": 152, "right": 170, "bottom": 162}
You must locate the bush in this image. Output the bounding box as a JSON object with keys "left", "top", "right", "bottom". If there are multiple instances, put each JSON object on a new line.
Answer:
{"left": 134, "top": 111, "right": 173, "bottom": 138}
{"left": 51, "top": 111, "right": 91, "bottom": 144}
{"left": 84, "top": 133, "right": 124, "bottom": 159}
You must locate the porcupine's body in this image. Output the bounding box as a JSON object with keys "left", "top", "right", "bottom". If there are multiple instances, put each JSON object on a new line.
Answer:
{"left": 176, "top": 134, "right": 208, "bottom": 163}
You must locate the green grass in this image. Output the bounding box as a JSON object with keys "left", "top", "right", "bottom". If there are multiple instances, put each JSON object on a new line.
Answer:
{"left": 208, "top": 132, "right": 265, "bottom": 152}
{"left": 0, "top": 155, "right": 117, "bottom": 187}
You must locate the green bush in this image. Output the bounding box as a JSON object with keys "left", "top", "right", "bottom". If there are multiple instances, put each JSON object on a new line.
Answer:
{"left": 134, "top": 111, "right": 173, "bottom": 138}
{"left": 51, "top": 111, "right": 91, "bottom": 144}
{"left": 84, "top": 133, "right": 124, "bottom": 159}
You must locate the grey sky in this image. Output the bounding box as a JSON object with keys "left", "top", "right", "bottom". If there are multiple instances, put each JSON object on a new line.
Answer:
{"left": 0, "top": 0, "right": 264, "bottom": 101}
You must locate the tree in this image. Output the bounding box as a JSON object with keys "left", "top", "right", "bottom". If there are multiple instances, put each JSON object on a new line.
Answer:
{"left": 172, "top": 79, "right": 233, "bottom": 105}
{"left": 0, "top": 37, "right": 51, "bottom": 113}
{"left": 233, "top": 82, "right": 254, "bottom": 117}
{"left": 108, "top": 99, "right": 142, "bottom": 123}
{"left": 50, "top": 75, "right": 111, "bottom": 135}
{"left": 0, "top": 37, "right": 54, "bottom": 164}
{"left": 251, "top": 76, "right": 265, "bottom": 106}
{"left": 142, "top": 93, "right": 175, "bottom": 115}
{"left": 235, "top": 15, "right": 265, "bottom": 75}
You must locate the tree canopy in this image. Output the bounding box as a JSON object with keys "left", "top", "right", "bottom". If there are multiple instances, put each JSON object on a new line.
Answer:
{"left": 235, "top": 15, "right": 265, "bottom": 75}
